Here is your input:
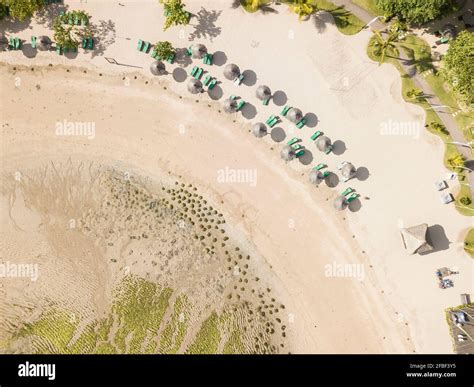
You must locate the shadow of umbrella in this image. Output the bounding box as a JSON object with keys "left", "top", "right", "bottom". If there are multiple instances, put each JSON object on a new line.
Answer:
{"left": 325, "top": 172, "right": 340, "bottom": 188}
{"left": 241, "top": 102, "right": 257, "bottom": 120}
{"left": 304, "top": 112, "right": 319, "bottom": 128}
{"left": 348, "top": 198, "right": 362, "bottom": 212}
{"left": 356, "top": 166, "right": 370, "bottom": 181}
{"left": 242, "top": 69, "right": 257, "bottom": 86}
{"left": 271, "top": 127, "right": 286, "bottom": 142}
{"left": 208, "top": 84, "right": 223, "bottom": 100}
{"left": 212, "top": 50, "right": 227, "bottom": 66}
{"left": 332, "top": 140, "right": 346, "bottom": 155}
{"left": 298, "top": 149, "right": 313, "bottom": 165}
{"left": 173, "top": 67, "right": 187, "bottom": 82}
{"left": 272, "top": 90, "right": 287, "bottom": 106}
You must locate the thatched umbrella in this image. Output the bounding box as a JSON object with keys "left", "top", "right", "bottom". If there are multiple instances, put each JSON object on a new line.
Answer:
{"left": 333, "top": 195, "right": 347, "bottom": 211}
{"left": 224, "top": 63, "right": 240, "bottom": 80}
{"left": 280, "top": 145, "right": 295, "bottom": 162}
{"left": 341, "top": 162, "right": 356, "bottom": 182}
{"left": 187, "top": 78, "right": 203, "bottom": 94}
{"left": 37, "top": 35, "right": 52, "bottom": 51}
{"left": 400, "top": 223, "right": 433, "bottom": 255}
{"left": 287, "top": 108, "right": 303, "bottom": 123}
{"left": 0, "top": 36, "right": 8, "bottom": 51}
{"left": 252, "top": 122, "right": 267, "bottom": 138}
{"left": 191, "top": 43, "right": 207, "bottom": 59}
{"left": 309, "top": 169, "right": 324, "bottom": 186}
{"left": 316, "top": 136, "right": 332, "bottom": 153}
{"left": 256, "top": 85, "right": 271, "bottom": 101}
{"left": 223, "top": 98, "right": 238, "bottom": 113}
{"left": 150, "top": 60, "right": 166, "bottom": 76}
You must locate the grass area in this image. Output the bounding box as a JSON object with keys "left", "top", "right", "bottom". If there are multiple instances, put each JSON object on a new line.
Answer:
{"left": 350, "top": 0, "right": 382, "bottom": 17}
{"left": 464, "top": 228, "right": 474, "bottom": 257}
{"left": 315, "top": 0, "right": 366, "bottom": 35}
{"left": 367, "top": 36, "right": 473, "bottom": 216}
{"left": 159, "top": 294, "right": 189, "bottom": 354}
{"left": 186, "top": 312, "right": 221, "bottom": 354}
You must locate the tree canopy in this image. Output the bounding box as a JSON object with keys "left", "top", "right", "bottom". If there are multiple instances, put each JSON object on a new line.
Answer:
{"left": 375, "top": 0, "right": 455, "bottom": 25}
{"left": 161, "top": 0, "right": 190, "bottom": 31}
{"left": 441, "top": 30, "right": 474, "bottom": 105}
{"left": 0, "top": 0, "right": 43, "bottom": 21}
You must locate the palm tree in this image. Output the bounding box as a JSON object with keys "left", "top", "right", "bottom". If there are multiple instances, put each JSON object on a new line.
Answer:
{"left": 447, "top": 154, "right": 465, "bottom": 170}
{"left": 406, "top": 87, "right": 424, "bottom": 100}
{"left": 162, "top": 0, "right": 190, "bottom": 31}
{"left": 372, "top": 29, "right": 399, "bottom": 64}
{"left": 290, "top": 0, "right": 316, "bottom": 21}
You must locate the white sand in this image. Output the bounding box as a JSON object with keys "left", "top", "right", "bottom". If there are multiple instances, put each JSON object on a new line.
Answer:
{"left": 1, "top": 0, "right": 472, "bottom": 353}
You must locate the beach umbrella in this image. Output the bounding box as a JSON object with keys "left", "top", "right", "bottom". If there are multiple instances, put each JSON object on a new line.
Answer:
{"left": 150, "top": 60, "right": 166, "bottom": 76}
{"left": 252, "top": 122, "right": 267, "bottom": 138}
{"left": 36, "top": 36, "right": 52, "bottom": 51}
{"left": 187, "top": 78, "right": 203, "bottom": 94}
{"left": 341, "top": 162, "right": 356, "bottom": 181}
{"left": 280, "top": 145, "right": 295, "bottom": 162}
{"left": 333, "top": 195, "right": 347, "bottom": 211}
{"left": 0, "top": 36, "right": 8, "bottom": 51}
{"left": 316, "top": 136, "right": 332, "bottom": 153}
{"left": 400, "top": 223, "right": 434, "bottom": 255}
{"left": 224, "top": 63, "right": 240, "bottom": 80}
{"left": 191, "top": 43, "right": 207, "bottom": 59}
{"left": 223, "top": 98, "right": 238, "bottom": 113}
{"left": 256, "top": 85, "right": 271, "bottom": 101}
{"left": 287, "top": 108, "right": 303, "bottom": 123}
{"left": 309, "top": 169, "right": 324, "bottom": 186}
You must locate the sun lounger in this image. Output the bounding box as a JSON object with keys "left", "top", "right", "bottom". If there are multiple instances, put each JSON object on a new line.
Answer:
{"left": 137, "top": 39, "right": 144, "bottom": 51}
{"left": 87, "top": 37, "right": 94, "bottom": 50}
{"left": 341, "top": 187, "right": 354, "bottom": 196}
{"left": 190, "top": 66, "right": 198, "bottom": 77}
{"left": 236, "top": 100, "right": 246, "bottom": 111}
{"left": 268, "top": 117, "right": 278, "bottom": 128}
{"left": 31, "top": 36, "right": 37, "bottom": 49}
{"left": 150, "top": 49, "right": 158, "bottom": 59}
{"left": 262, "top": 97, "right": 270, "bottom": 106}
{"left": 203, "top": 53, "right": 213, "bottom": 65}
{"left": 194, "top": 67, "right": 203, "bottom": 79}
{"left": 186, "top": 47, "right": 192, "bottom": 56}
{"left": 56, "top": 46, "right": 63, "bottom": 55}
{"left": 266, "top": 115, "right": 276, "bottom": 125}
{"left": 325, "top": 145, "right": 333, "bottom": 154}
{"left": 281, "top": 105, "right": 291, "bottom": 116}
{"left": 234, "top": 74, "right": 244, "bottom": 85}
{"left": 310, "top": 131, "right": 322, "bottom": 141}
{"left": 203, "top": 75, "right": 212, "bottom": 86}
{"left": 346, "top": 193, "right": 360, "bottom": 203}
{"left": 296, "top": 118, "right": 306, "bottom": 129}
{"left": 291, "top": 144, "right": 302, "bottom": 150}
{"left": 322, "top": 171, "right": 330, "bottom": 178}
{"left": 208, "top": 79, "right": 217, "bottom": 90}
{"left": 313, "top": 163, "right": 326, "bottom": 171}
{"left": 287, "top": 137, "right": 299, "bottom": 146}
{"left": 14, "top": 38, "right": 21, "bottom": 50}
{"left": 142, "top": 41, "right": 151, "bottom": 53}
{"left": 74, "top": 15, "right": 81, "bottom": 25}
{"left": 295, "top": 150, "right": 305, "bottom": 158}
{"left": 166, "top": 53, "right": 175, "bottom": 64}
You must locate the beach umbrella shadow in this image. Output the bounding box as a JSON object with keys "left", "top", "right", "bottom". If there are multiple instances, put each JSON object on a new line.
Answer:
{"left": 22, "top": 44, "right": 37, "bottom": 58}
{"left": 325, "top": 172, "right": 340, "bottom": 188}
{"left": 271, "top": 127, "right": 286, "bottom": 142}
{"left": 175, "top": 48, "right": 193, "bottom": 67}
{"left": 208, "top": 84, "right": 223, "bottom": 100}
{"left": 348, "top": 198, "right": 362, "bottom": 212}
{"left": 422, "top": 225, "right": 451, "bottom": 255}
{"left": 298, "top": 150, "right": 313, "bottom": 165}
{"left": 173, "top": 67, "right": 188, "bottom": 83}
{"left": 272, "top": 90, "right": 287, "bottom": 106}
{"left": 356, "top": 167, "right": 370, "bottom": 181}
{"left": 241, "top": 102, "right": 257, "bottom": 120}
{"left": 332, "top": 140, "right": 346, "bottom": 156}
{"left": 211, "top": 50, "right": 227, "bottom": 66}
{"left": 241, "top": 70, "right": 257, "bottom": 86}
{"left": 304, "top": 112, "right": 319, "bottom": 128}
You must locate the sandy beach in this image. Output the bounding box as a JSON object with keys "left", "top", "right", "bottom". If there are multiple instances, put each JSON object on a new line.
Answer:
{"left": 0, "top": 0, "right": 472, "bottom": 353}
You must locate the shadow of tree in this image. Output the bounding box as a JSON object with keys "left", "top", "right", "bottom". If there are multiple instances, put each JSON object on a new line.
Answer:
{"left": 35, "top": 3, "right": 68, "bottom": 30}
{"left": 88, "top": 19, "right": 116, "bottom": 58}
{"left": 189, "top": 7, "right": 222, "bottom": 42}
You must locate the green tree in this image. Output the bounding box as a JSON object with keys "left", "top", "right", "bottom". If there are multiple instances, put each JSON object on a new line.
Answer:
{"left": 441, "top": 30, "right": 474, "bottom": 105}
{"left": 375, "top": 0, "right": 456, "bottom": 25}
{"left": 53, "top": 11, "right": 91, "bottom": 50}
{"left": 406, "top": 87, "right": 424, "bottom": 100}
{"left": 289, "top": 0, "right": 316, "bottom": 21}
{"left": 161, "top": 0, "right": 190, "bottom": 31}
{"left": 371, "top": 29, "right": 399, "bottom": 64}
{"left": 460, "top": 196, "right": 472, "bottom": 206}
{"left": 447, "top": 154, "right": 465, "bottom": 170}
{"left": 0, "top": 0, "right": 43, "bottom": 21}
{"left": 427, "top": 121, "right": 449, "bottom": 135}
{"left": 153, "top": 41, "right": 175, "bottom": 59}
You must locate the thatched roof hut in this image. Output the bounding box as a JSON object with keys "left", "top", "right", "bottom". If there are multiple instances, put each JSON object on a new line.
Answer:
{"left": 309, "top": 169, "right": 324, "bottom": 185}
{"left": 224, "top": 63, "right": 240, "bottom": 80}
{"left": 400, "top": 223, "right": 433, "bottom": 254}
{"left": 287, "top": 108, "right": 303, "bottom": 123}
{"left": 223, "top": 98, "right": 238, "bottom": 113}
{"left": 256, "top": 85, "right": 271, "bottom": 101}
{"left": 341, "top": 162, "right": 356, "bottom": 181}
{"left": 150, "top": 60, "right": 166, "bottom": 75}
{"left": 252, "top": 122, "right": 267, "bottom": 137}
{"left": 37, "top": 35, "right": 52, "bottom": 51}
{"left": 187, "top": 78, "right": 203, "bottom": 94}
{"left": 333, "top": 195, "right": 347, "bottom": 211}
{"left": 316, "top": 136, "right": 332, "bottom": 153}
{"left": 191, "top": 43, "right": 207, "bottom": 59}
{"left": 280, "top": 145, "right": 295, "bottom": 161}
